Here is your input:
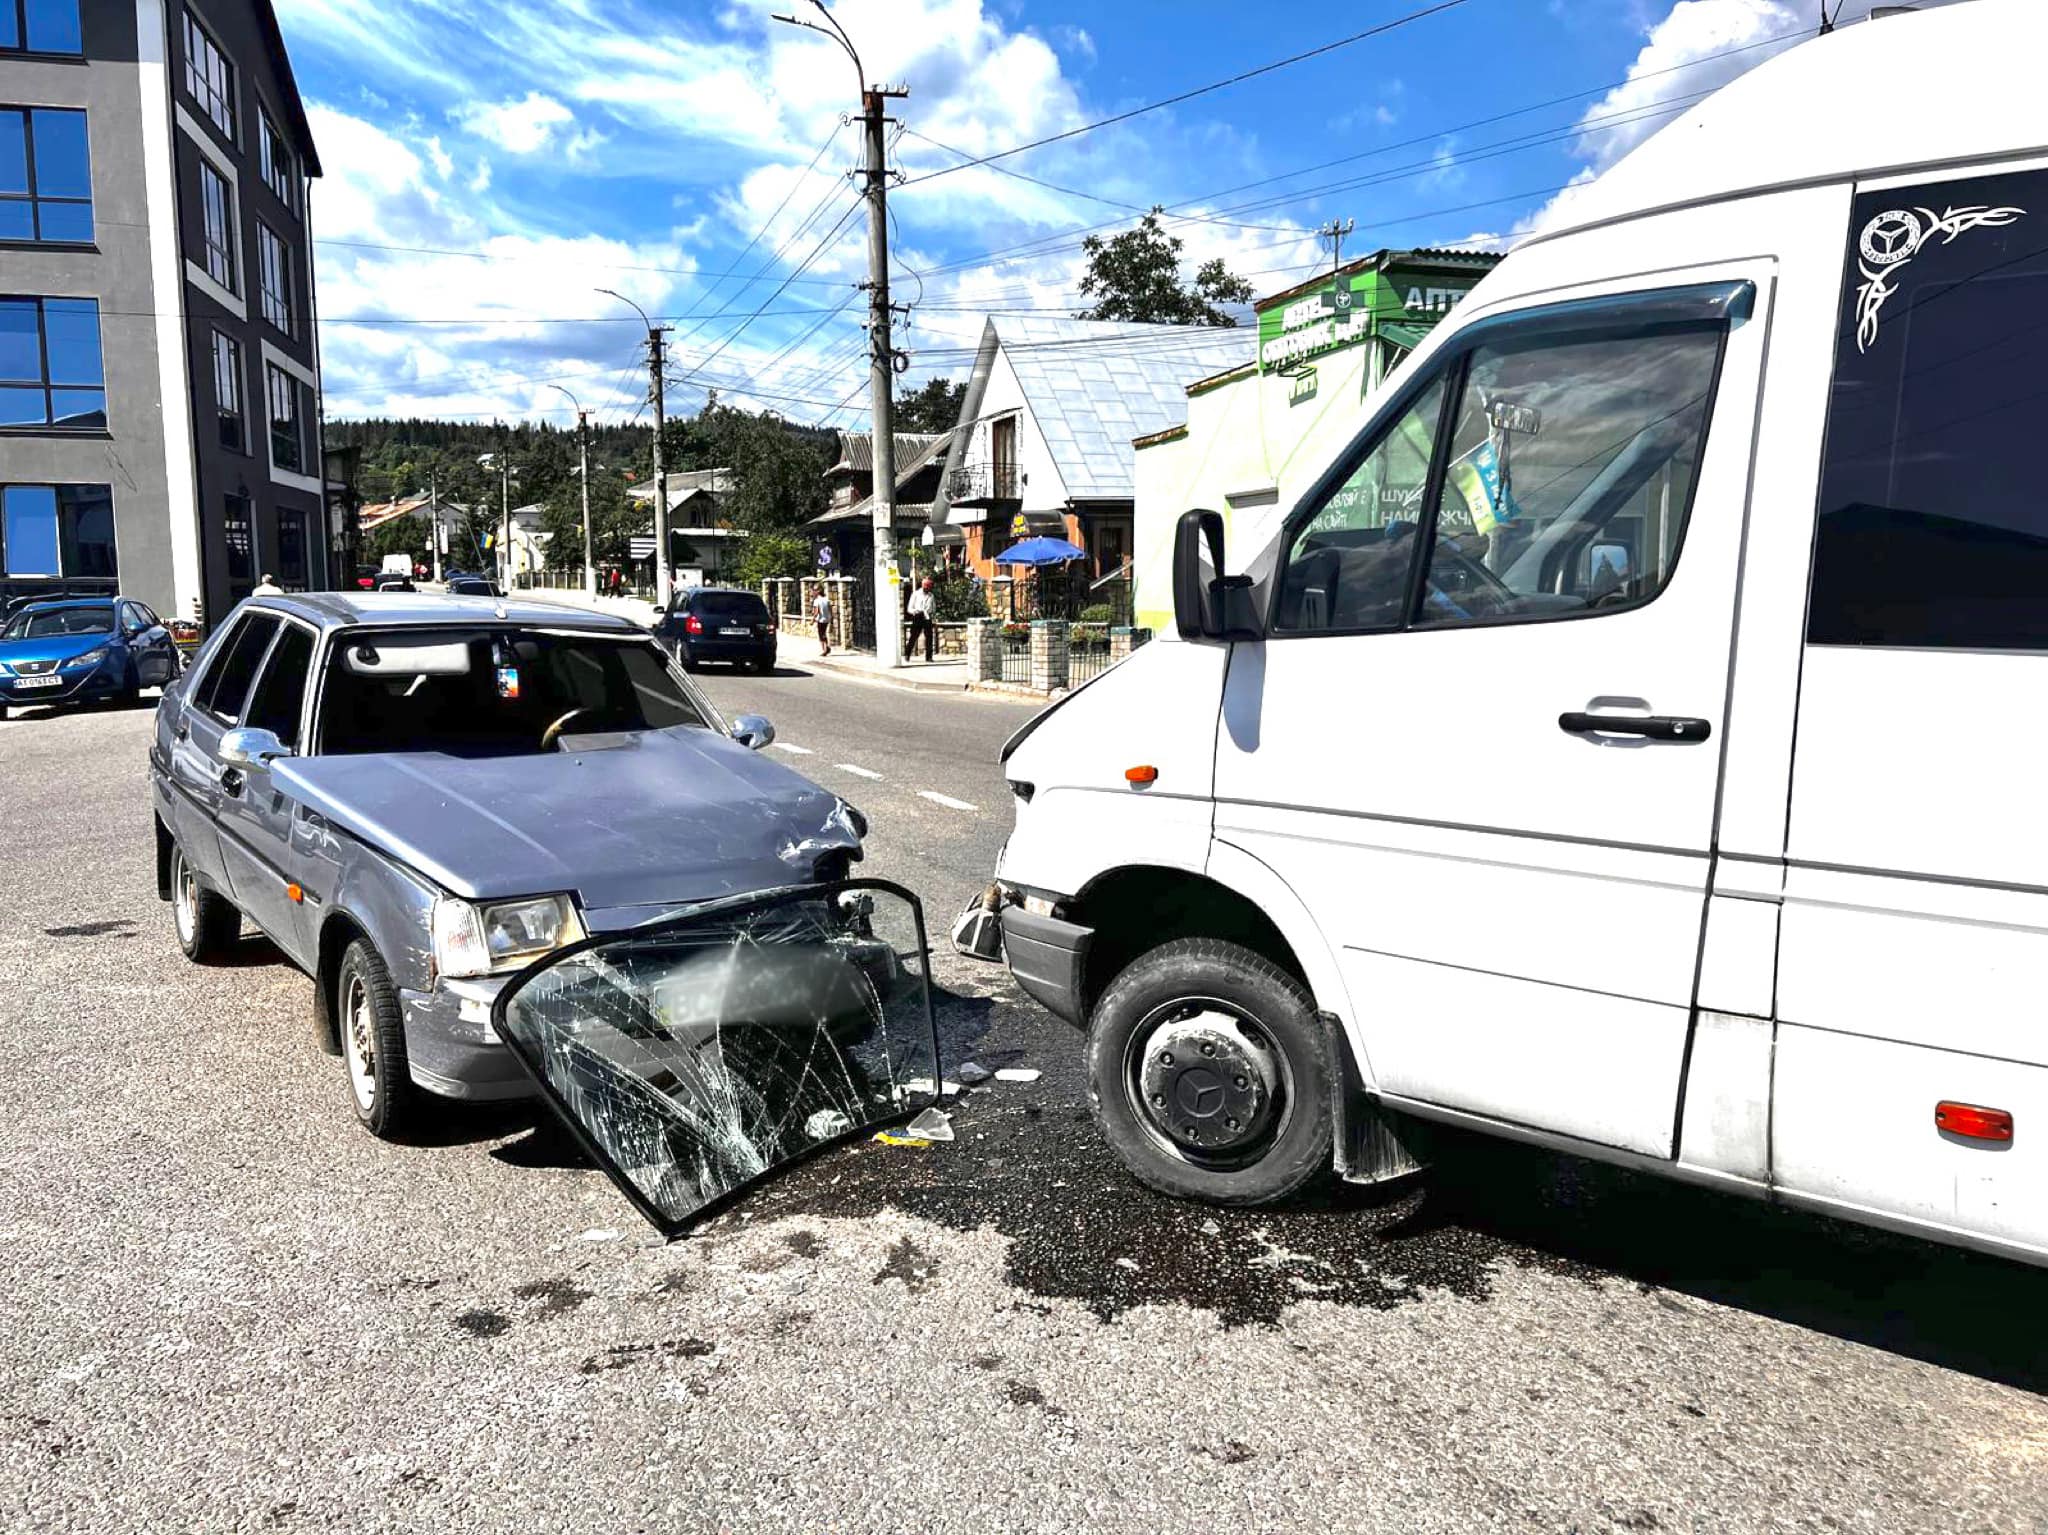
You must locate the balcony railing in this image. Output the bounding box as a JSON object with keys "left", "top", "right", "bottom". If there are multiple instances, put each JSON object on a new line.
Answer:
{"left": 948, "top": 459, "right": 1019, "bottom": 506}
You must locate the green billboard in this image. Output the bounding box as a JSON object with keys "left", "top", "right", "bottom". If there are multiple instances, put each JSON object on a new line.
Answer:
{"left": 1256, "top": 262, "right": 1483, "bottom": 374}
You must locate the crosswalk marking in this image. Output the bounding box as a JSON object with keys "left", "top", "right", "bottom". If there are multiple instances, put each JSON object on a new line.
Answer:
{"left": 835, "top": 763, "right": 883, "bottom": 780}
{"left": 918, "top": 791, "right": 978, "bottom": 813}
{"left": 771, "top": 742, "right": 814, "bottom": 754}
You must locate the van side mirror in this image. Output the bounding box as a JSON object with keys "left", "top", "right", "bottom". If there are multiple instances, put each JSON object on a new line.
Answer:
{"left": 1172, "top": 509, "right": 1263, "bottom": 643}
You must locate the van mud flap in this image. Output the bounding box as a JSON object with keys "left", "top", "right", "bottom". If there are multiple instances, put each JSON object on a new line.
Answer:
{"left": 491, "top": 879, "right": 942, "bottom": 1239}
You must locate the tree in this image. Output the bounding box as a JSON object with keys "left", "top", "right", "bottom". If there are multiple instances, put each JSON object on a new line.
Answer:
{"left": 893, "top": 377, "right": 965, "bottom": 434}
{"left": 1076, "top": 208, "right": 1255, "bottom": 328}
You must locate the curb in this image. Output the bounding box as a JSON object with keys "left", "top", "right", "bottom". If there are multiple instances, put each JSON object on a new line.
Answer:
{"left": 804, "top": 654, "right": 973, "bottom": 696}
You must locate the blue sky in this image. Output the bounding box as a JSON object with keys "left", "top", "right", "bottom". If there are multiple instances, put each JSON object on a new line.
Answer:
{"left": 273, "top": 0, "right": 1926, "bottom": 427}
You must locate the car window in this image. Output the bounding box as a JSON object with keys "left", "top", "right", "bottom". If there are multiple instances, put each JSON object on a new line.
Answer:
{"left": 1411, "top": 323, "right": 1722, "bottom": 628}
{"left": 242, "top": 623, "right": 313, "bottom": 748}
{"left": 2, "top": 604, "right": 115, "bottom": 639}
{"left": 196, "top": 613, "right": 278, "bottom": 721}
{"left": 1275, "top": 378, "right": 1445, "bottom": 632}
{"left": 117, "top": 602, "right": 144, "bottom": 635}
{"left": 136, "top": 604, "right": 161, "bottom": 629}
{"left": 320, "top": 628, "right": 712, "bottom": 757}
{"left": 1808, "top": 166, "right": 2048, "bottom": 649}
{"left": 692, "top": 591, "right": 769, "bottom": 620}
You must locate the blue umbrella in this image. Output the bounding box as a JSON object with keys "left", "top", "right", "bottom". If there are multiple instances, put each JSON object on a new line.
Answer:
{"left": 993, "top": 536, "right": 1087, "bottom": 566}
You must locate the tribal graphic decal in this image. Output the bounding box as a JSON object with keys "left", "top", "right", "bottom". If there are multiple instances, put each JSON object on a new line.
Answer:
{"left": 1853, "top": 203, "right": 2026, "bottom": 353}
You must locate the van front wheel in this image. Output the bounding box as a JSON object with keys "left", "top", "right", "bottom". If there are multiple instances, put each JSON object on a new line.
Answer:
{"left": 1086, "top": 938, "right": 1332, "bottom": 1205}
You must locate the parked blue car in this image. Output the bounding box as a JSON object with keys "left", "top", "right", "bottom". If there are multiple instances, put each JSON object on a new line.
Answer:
{"left": 0, "top": 597, "right": 181, "bottom": 713}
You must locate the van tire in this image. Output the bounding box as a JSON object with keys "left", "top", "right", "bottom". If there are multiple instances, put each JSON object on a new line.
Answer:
{"left": 1086, "top": 938, "right": 1332, "bottom": 1206}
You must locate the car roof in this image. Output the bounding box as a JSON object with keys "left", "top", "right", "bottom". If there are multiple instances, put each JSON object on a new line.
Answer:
{"left": 13, "top": 597, "right": 116, "bottom": 612}
{"left": 243, "top": 593, "right": 643, "bottom": 634}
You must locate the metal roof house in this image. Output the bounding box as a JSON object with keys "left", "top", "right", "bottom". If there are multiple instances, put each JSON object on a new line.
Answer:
{"left": 624, "top": 468, "right": 745, "bottom": 581}
{"left": 935, "top": 315, "right": 1256, "bottom": 581}
{"left": 808, "top": 430, "right": 953, "bottom": 578}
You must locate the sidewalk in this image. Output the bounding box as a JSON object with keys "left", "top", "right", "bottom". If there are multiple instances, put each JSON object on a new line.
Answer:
{"left": 520, "top": 586, "right": 973, "bottom": 695}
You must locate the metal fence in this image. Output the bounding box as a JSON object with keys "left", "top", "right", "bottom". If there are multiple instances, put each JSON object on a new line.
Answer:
{"left": 1019, "top": 567, "right": 1133, "bottom": 624}
{"left": 996, "top": 628, "right": 1033, "bottom": 685}
{"left": 1066, "top": 624, "right": 1115, "bottom": 686}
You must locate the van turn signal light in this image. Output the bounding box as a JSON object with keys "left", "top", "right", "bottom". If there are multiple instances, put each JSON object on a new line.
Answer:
{"left": 1126, "top": 765, "right": 1158, "bottom": 786}
{"left": 1935, "top": 1101, "right": 2013, "bottom": 1142}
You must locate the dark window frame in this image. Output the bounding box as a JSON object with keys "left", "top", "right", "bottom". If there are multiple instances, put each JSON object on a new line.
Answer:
{"left": 257, "top": 221, "right": 292, "bottom": 334}
{"left": 0, "top": 106, "right": 93, "bottom": 245}
{"left": 266, "top": 362, "right": 301, "bottom": 473}
{"left": 257, "top": 103, "right": 294, "bottom": 213}
{"left": 181, "top": 7, "right": 235, "bottom": 142}
{"left": 1, "top": 0, "right": 83, "bottom": 56}
{"left": 1266, "top": 283, "right": 1746, "bottom": 641}
{"left": 222, "top": 490, "right": 253, "bottom": 591}
{"left": 211, "top": 328, "right": 243, "bottom": 451}
{"left": 197, "top": 159, "right": 234, "bottom": 291}
{"left": 0, "top": 294, "right": 105, "bottom": 431}
{"left": 0, "top": 481, "right": 116, "bottom": 579}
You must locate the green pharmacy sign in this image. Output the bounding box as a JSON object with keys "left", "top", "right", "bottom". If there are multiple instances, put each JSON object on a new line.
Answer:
{"left": 1257, "top": 264, "right": 1480, "bottom": 374}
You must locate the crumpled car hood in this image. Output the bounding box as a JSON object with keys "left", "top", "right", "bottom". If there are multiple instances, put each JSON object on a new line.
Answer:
{"left": 271, "top": 728, "right": 861, "bottom": 910}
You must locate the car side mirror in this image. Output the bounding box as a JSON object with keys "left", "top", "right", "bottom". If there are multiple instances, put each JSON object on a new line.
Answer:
{"left": 731, "top": 714, "right": 775, "bottom": 751}
{"left": 219, "top": 726, "right": 292, "bottom": 767}
{"left": 1172, "top": 508, "right": 1263, "bottom": 643}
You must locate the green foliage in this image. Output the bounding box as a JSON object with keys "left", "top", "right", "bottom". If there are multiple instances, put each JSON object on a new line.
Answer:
{"left": 365, "top": 516, "right": 426, "bottom": 565}
{"left": 731, "top": 532, "right": 811, "bottom": 586}
{"left": 540, "top": 468, "right": 639, "bottom": 569}
{"left": 894, "top": 377, "right": 966, "bottom": 434}
{"left": 1077, "top": 209, "right": 1255, "bottom": 328}
{"left": 1078, "top": 602, "right": 1115, "bottom": 624}
{"left": 930, "top": 575, "right": 985, "bottom": 622}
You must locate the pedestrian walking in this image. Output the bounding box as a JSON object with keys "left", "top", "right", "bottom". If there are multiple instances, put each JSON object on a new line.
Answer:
{"left": 811, "top": 585, "right": 833, "bottom": 656}
{"left": 906, "top": 576, "right": 937, "bottom": 663}
{"left": 252, "top": 572, "right": 284, "bottom": 596}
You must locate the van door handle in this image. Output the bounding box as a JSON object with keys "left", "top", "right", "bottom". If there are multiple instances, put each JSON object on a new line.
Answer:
{"left": 1559, "top": 712, "right": 1712, "bottom": 743}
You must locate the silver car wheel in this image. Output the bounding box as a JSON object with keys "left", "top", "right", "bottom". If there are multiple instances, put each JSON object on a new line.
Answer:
{"left": 342, "top": 973, "right": 377, "bottom": 1113}
{"left": 172, "top": 848, "right": 198, "bottom": 948}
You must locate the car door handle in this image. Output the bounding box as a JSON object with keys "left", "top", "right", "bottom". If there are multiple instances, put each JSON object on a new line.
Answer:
{"left": 1558, "top": 711, "right": 1712, "bottom": 743}
{"left": 218, "top": 766, "right": 245, "bottom": 796}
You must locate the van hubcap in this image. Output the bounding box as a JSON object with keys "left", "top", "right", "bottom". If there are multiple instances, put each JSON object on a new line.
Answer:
{"left": 1128, "top": 1003, "right": 1282, "bottom": 1162}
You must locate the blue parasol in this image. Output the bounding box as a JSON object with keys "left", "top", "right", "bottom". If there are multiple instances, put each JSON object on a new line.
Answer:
{"left": 992, "top": 536, "right": 1087, "bottom": 566}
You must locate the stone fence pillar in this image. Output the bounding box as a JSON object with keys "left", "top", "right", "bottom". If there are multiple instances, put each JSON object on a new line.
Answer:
{"left": 1029, "top": 619, "right": 1068, "bottom": 693}
{"left": 1109, "top": 625, "right": 1153, "bottom": 665}
{"left": 965, "top": 618, "right": 997, "bottom": 685}
{"left": 828, "top": 576, "right": 855, "bottom": 651}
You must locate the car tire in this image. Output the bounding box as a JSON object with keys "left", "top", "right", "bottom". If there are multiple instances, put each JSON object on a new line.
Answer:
{"left": 679, "top": 648, "right": 699, "bottom": 671}
{"left": 169, "top": 842, "right": 240, "bottom": 962}
{"left": 1086, "top": 938, "right": 1332, "bottom": 1206}
{"left": 336, "top": 937, "right": 417, "bottom": 1140}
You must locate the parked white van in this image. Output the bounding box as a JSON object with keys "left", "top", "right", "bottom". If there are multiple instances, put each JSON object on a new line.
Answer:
{"left": 978, "top": 0, "right": 2048, "bottom": 1266}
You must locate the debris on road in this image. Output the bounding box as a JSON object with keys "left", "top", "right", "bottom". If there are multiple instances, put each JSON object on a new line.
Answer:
{"left": 994, "top": 1067, "right": 1042, "bottom": 1084}
{"left": 871, "top": 1131, "right": 934, "bottom": 1149}
{"left": 956, "top": 1061, "right": 994, "bottom": 1085}
{"left": 904, "top": 1107, "right": 956, "bottom": 1142}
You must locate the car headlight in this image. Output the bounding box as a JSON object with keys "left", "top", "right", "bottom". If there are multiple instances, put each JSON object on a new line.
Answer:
{"left": 432, "top": 893, "right": 584, "bottom": 979}
{"left": 65, "top": 647, "right": 109, "bottom": 670}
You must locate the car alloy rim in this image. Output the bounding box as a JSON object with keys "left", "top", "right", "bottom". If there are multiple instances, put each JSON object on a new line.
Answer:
{"left": 1122, "top": 995, "right": 1291, "bottom": 1170}
{"left": 172, "top": 850, "right": 197, "bottom": 946}
{"left": 342, "top": 974, "right": 377, "bottom": 1113}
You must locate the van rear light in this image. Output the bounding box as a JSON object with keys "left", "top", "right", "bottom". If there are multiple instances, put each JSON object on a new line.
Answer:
{"left": 1935, "top": 1101, "right": 2013, "bottom": 1142}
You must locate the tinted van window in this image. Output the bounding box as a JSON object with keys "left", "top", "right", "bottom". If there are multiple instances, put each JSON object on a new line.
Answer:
{"left": 1808, "top": 168, "right": 2048, "bottom": 649}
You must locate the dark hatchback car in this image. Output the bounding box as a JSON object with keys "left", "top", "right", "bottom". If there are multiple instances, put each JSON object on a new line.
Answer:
{"left": 654, "top": 587, "right": 777, "bottom": 673}
{"left": 0, "top": 597, "right": 180, "bottom": 712}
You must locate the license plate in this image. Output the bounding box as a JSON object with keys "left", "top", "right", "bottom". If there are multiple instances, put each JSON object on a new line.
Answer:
{"left": 13, "top": 675, "right": 60, "bottom": 689}
{"left": 720, "top": 627, "right": 750, "bottom": 637}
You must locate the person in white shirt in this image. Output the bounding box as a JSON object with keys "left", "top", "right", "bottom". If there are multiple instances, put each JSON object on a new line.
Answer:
{"left": 252, "top": 573, "right": 285, "bottom": 596}
{"left": 905, "top": 577, "right": 937, "bottom": 662}
{"left": 811, "top": 586, "right": 833, "bottom": 655}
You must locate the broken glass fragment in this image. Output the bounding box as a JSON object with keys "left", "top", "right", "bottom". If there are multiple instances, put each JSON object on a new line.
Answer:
{"left": 993, "top": 1067, "right": 1041, "bottom": 1084}
{"left": 904, "top": 1107, "right": 955, "bottom": 1142}
{"left": 956, "top": 1062, "right": 994, "bottom": 1085}
{"left": 493, "top": 881, "right": 941, "bottom": 1237}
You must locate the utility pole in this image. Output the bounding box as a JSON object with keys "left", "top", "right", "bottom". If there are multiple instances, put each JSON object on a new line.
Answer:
{"left": 552, "top": 384, "right": 596, "bottom": 598}
{"left": 498, "top": 449, "right": 511, "bottom": 590}
{"left": 600, "top": 289, "right": 672, "bottom": 606}
{"left": 775, "top": 1, "right": 907, "bottom": 666}
{"left": 428, "top": 469, "right": 441, "bottom": 581}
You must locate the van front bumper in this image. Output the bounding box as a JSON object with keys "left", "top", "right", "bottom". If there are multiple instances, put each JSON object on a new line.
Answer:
{"left": 1001, "top": 906, "right": 1094, "bottom": 1029}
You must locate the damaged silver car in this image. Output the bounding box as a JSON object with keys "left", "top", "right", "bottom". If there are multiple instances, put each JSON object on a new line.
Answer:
{"left": 150, "top": 593, "right": 881, "bottom": 1162}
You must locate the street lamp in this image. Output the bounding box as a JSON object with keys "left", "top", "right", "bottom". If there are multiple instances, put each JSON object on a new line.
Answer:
{"left": 599, "top": 287, "right": 671, "bottom": 606}
{"left": 551, "top": 384, "right": 596, "bottom": 599}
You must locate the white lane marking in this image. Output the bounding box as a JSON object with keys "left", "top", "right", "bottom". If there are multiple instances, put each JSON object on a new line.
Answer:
{"left": 918, "top": 790, "right": 978, "bottom": 813}
{"left": 835, "top": 763, "right": 883, "bottom": 780}
{"left": 771, "top": 742, "right": 814, "bottom": 755}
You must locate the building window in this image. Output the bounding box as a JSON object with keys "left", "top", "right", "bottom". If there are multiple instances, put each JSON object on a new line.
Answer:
{"left": 258, "top": 107, "right": 293, "bottom": 212}
{"left": 211, "top": 330, "right": 243, "bottom": 450}
{"left": 275, "top": 506, "right": 307, "bottom": 588}
{"left": 198, "top": 160, "right": 234, "bottom": 291}
{"left": 1809, "top": 167, "right": 2048, "bottom": 651}
{"left": 0, "top": 296, "right": 105, "bottom": 429}
{"left": 2, "top": 0, "right": 82, "bottom": 55}
{"left": 1, "top": 483, "right": 115, "bottom": 578}
{"left": 223, "top": 492, "right": 253, "bottom": 590}
{"left": 267, "top": 363, "right": 301, "bottom": 473}
{"left": 258, "top": 223, "right": 292, "bottom": 333}
{"left": 183, "top": 9, "right": 235, "bottom": 140}
{"left": 0, "top": 107, "right": 92, "bottom": 243}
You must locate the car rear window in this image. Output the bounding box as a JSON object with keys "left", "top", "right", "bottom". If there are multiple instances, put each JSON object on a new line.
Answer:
{"left": 692, "top": 592, "right": 769, "bottom": 620}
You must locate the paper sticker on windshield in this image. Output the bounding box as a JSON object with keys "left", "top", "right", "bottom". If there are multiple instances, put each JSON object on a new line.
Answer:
{"left": 491, "top": 881, "right": 941, "bottom": 1238}
{"left": 496, "top": 665, "right": 520, "bottom": 699}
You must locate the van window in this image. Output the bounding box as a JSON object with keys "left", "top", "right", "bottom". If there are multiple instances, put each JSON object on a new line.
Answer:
{"left": 1275, "top": 378, "right": 1445, "bottom": 632}
{"left": 1412, "top": 325, "right": 1722, "bottom": 628}
{"left": 195, "top": 613, "right": 277, "bottom": 721}
{"left": 1808, "top": 167, "right": 2048, "bottom": 650}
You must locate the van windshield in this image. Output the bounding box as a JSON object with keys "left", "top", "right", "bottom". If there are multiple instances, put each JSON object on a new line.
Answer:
{"left": 319, "top": 627, "right": 713, "bottom": 757}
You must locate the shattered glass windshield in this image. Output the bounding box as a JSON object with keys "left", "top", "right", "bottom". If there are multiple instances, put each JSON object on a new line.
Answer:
{"left": 492, "top": 881, "right": 940, "bottom": 1236}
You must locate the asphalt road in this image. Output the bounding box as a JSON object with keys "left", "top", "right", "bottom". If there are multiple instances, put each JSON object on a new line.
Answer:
{"left": 3, "top": 675, "right": 2046, "bottom": 1534}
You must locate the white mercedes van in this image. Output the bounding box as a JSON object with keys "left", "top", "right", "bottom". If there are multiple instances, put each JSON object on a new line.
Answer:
{"left": 981, "top": 0, "right": 2048, "bottom": 1267}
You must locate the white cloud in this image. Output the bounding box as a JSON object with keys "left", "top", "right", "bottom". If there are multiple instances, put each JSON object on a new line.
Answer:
{"left": 453, "top": 91, "right": 576, "bottom": 155}
{"left": 424, "top": 135, "right": 453, "bottom": 179}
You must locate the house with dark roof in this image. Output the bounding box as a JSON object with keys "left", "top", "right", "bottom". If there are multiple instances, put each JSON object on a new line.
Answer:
{"left": 807, "top": 429, "right": 952, "bottom": 579}
{"left": 934, "top": 316, "right": 1257, "bottom": 582}
{"left": 624, "top": 468, "right": 745, "bottom": 582}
